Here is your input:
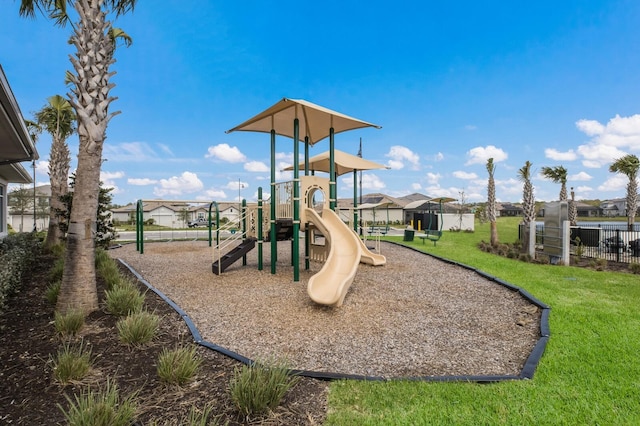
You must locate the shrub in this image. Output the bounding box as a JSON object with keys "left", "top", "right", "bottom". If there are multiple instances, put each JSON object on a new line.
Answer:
{"left": 157, "top": 346, "right": 202, "bottom": 385}
{"left": 629, "top": 262, "right": 640, "bottom": 275}
{"left": 49, "top": 257, "right": 65, "bottom": 283}
{"left": 58, "top": 380, "right": 137, "bottom": 426}
{"left": 54, "top": 310, "right": 85, "bottom": 337}
{"left": 45, "top": 280, "right": 61, "bottom": 304}
{"left": 228, "top": 359, "right": 299, "bottom": 417}
{"left": 52, "top": 340, "right": 92, "bottom": 384}
{"left": 0, "top": 233, "right": 40, "bottom": 314}
{"left": 105, "top": 281, "right": 144, "bottom": 316}
{"left": 117, "top": 310, "right": 160, "bottom": 345}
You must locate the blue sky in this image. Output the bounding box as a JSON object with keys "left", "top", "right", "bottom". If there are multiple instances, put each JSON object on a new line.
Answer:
{"left": 3, "top": 1, "right": 640, "bottom": 206}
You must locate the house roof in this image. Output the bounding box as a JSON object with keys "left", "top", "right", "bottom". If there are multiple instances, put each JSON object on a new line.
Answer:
{"left": 0, "top": 65, "right": 38, "bottom": 168}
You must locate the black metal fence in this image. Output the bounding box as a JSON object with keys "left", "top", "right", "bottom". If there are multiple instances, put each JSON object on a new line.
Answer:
{"left": 521, "top": 223, "right": 640, "bottom": 264}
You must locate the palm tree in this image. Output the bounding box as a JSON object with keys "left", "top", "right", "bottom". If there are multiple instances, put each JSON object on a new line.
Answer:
{"left": 518, "top": 161, "right": 535, "bottom": 252}
{"left": 486, "top": 158, "right": 499, "bottom": 246}
{"left": 35, "top": 95, "right": 76, "bottom": 248}
{"left": 20, "top": 1, "right": 136, "bottom": 315}
{"left": 609, "top": 154, "right": 639, "bottom": 231}
{"left": 540, "top": 165, "right": 568, "bottom": 201}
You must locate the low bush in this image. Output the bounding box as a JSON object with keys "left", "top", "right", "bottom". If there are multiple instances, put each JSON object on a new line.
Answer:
{"left": 105, "top": 281, "right": 144, "bottom": 316}
{"left": 228, "top": 358, "right": 299, "bottom": 417}
{"left": 116, "top": 310, "right": 160, "bottom": 345}
{"left": 157, "top": 345, "right": 201, "bottom": 386}
{"left": 54, "top": 309, "right": 85, "bottom": 337}
{"left": 629, "top": 262, "right": 640, "bottom": 274}
{"left": 52, "top": 340, "right": 92, "bottom": 384}
{"left": 58, "top": 380, "right": 137, "bottom": 426}
{"left": 0, "top": 233, "right": 40, "bottom": 314}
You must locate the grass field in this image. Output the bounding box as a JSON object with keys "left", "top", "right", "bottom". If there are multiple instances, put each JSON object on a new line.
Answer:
{"left": 325, "top": 217, "right": 640, "bottom": 425}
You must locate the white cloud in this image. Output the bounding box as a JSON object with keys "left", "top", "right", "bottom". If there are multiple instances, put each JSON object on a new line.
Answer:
{"left": 100, "top": 171, "right": 125, "bottom": 194}
{"left": 435, "top": 152, "right": 444, "bottom": 161}
{"left": 426, "top": 172, "right": 441, "bottom": 185}
{"left": 597, "top": 174, "right": 628, "bottom": 192}
{"left": 103, "top": 141, "right": 160, "bottom": 162}
{"left": 157, "top": 143, "right": 174, "bottom": 156}
{"left": 341, "top": 173, "right": 385, "bottom": 190}
{"left": 465, "top": 145, "right": 508, "bottom": 165}
{"left": 205, "top": 143, "right": 246, "bottom": 163}
{"left": 545, "top": 148, "right": 577, "bottom": 161}
{"left": 453, "top": 170, "right": 478, "bottom": 180}
{"left": 35, "top": 160, "right": 49, "bottom": 177}
{"left": 244, "top": 161, "right": 269, "bottom": 172}
{"left": 361, "top": 174, "right": 386, "bottom": 190}
{"left": 225, "top": 180, "right": 249, "bottom": 190}
{"left": 385, "top": 145, "right": 420, "bottom": 170}
{"left": 386, "top": 160, "right": 404, "bottom": 170}
{"left": 411, "top": 183, "right": 422, "bottom": 190}
{"left": 575, "top": 114, "right": 640, "bottom": 168}
{"left": 202, "top": 189, "right": 226, "bottom": 199}
{"left": 153, "top": 171, "right": 203, "bottom": 197}
{"left": 128, "top": 178, "right": 158, "bottom": 186}
{"left": 568, "top": 171, "right": 592, "bottom": 181}
{"left": 576, "top": 142, "right": 627, "bottom": 168}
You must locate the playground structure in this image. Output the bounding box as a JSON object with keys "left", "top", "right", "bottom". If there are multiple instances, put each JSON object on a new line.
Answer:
{"left": 135, "top": 98, "right": 387, "bottom": 306}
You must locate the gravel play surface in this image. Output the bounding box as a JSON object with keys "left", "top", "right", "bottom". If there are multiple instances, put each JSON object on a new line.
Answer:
{"left": 112, "top": 240, "right": 541, "bottom": 379}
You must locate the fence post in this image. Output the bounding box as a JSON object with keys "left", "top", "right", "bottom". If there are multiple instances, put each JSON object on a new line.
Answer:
{"left": 562, "top": 220, "right": 570, "bottom": 265}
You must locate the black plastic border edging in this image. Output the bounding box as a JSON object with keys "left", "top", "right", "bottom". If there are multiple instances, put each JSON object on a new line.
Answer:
{"left": 117, "top": 242, "right": 550, "bottom": 383}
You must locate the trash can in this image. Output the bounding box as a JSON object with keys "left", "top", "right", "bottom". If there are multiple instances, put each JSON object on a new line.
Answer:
{"left": 403, "top": 229, "right": 415, "bottom": 242}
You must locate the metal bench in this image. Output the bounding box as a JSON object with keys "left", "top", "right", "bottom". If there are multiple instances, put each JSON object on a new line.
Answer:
{"left": 418, "top": 230, "right": 442, "bottom": 246}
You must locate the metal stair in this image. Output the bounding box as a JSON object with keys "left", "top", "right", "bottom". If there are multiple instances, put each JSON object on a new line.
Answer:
{"left": 212, "top": 238, "right": 256, "bottom": 275}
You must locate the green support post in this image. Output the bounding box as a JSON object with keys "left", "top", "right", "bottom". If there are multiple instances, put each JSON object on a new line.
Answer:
{"left": 270, "top": 129, "right": 277, "bottom": 274}
{"left": 293, "top": 117, "right": 300, "bottom": 282}
{"left": 136, "top": 199, "right": 144, "bottom": 254}
{"left": 242, "top": 199, "right": 247, "bottom": 266}
{"left": 208, "top": 201, "right": 220, "bottom": 247}
{"left": 258, "top": 187, "right": 263, "bottom": 271}
{"left": 353, "top": 169, "right": 358, "bottom": 232}
{"left": 329, "top": 127, "right": 336, "bottom": 211}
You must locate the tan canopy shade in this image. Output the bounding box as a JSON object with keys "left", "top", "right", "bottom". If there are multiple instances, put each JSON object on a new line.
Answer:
{"left": 226, "top": 98, "right": 381, "bottom": 145}
{"left": 283, "top": 149, "right": 389, "bottom": 176}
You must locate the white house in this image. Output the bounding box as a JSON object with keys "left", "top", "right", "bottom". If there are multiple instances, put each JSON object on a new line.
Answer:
{"left": 0, "top": 65, "right": 39, "bottom": 238}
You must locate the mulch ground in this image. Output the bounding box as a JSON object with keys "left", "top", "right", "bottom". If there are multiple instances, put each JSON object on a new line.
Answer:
{"left": 0, "top": 254, "right": 328, "bottom": 425}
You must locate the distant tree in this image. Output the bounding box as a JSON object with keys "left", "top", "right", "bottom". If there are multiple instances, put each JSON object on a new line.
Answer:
{"left": 35, "top": 95, "right": 76, "bottom": 248}
{"left": 456, "top": 190, "right": 467, "bottom": 230}
{"left": 486, "top": 158, "right": 499, "bottom": 246}
{"left": 518, "top": 161, "right": 536, "bottom": 251}
{"left": 35, "top": 196, "right": 50, "bottom": 230}
{"left": 609, "top": 154, "right": 639, "bottom": 231}
{"left": 58, "top": 176, "right": 118, "bottom": 249}
{"left": 541, "top": 165, "right": 568, "bottom": 201}
{"left": 8, "top": 186, "right": 33, "bottom": 232}
{"left": 177, "top": 208, "right": 190, "bottom": 227}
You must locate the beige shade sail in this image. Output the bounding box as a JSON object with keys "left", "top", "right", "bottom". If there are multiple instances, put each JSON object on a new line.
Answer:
{"left": 226, "top": 98, "right": 381, "bottom": 145}
{"left": 283, "top": 149, "right": 389, "bottom": 176}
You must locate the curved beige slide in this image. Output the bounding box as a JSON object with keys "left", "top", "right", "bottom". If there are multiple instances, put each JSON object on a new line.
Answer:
{"left": 306, "top": 208, "right": 362, "bottom": 307}
{"left": 356, "top": 236, "right": 386, "bottom": 266}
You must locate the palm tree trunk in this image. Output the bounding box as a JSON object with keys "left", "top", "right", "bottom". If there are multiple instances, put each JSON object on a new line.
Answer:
{"left": 57, "top": 137, "right": 101, "bottom": 314}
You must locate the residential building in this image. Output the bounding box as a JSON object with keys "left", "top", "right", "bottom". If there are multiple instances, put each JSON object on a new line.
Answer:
{"left": 0, "top": 65, "right": 39, "bottom": 237}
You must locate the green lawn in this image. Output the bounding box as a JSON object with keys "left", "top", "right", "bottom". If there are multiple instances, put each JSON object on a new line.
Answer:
{"left": 325, "top": 217, "right": 640, "bottom": 425}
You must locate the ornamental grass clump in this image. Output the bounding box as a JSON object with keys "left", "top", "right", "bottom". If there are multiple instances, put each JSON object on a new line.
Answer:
{"left": 105, "top": 280, "right": 144, "bottom": 316}
{"left": 54, "top": 310, "right": 85, "bottom": 337}
{"left": 116, "top": 310, "right": 160, "bottom": 345}
{"left": 58, "top": 380, "right": 137, "bottom": 426}
{"left": 52, "top": 340, "right": 92, "bottom": 384}
{"left": 95, "top": 249, "right": 121, "bottom": 290}
{"left": 228, "top": 358, "right": 299, "bottom": 417}
{"left": 157, "top": 345, "right": 202, "bottom": 385}
{"left": 45, "top": 280, "right": 61, "bottom": 304}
